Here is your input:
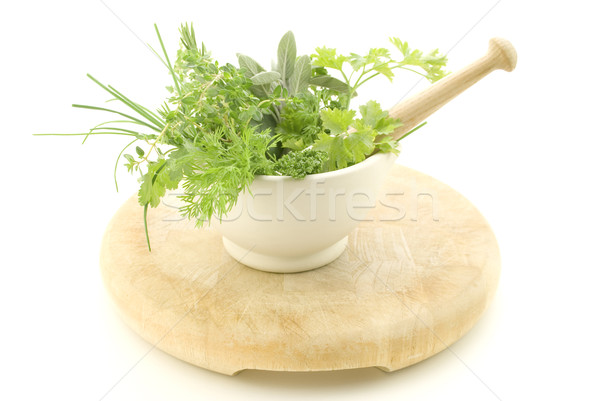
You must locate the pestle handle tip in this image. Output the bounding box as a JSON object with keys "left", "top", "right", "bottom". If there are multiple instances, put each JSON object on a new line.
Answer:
{"left": 488, "top": 37, "right": 517, "bottom": 72}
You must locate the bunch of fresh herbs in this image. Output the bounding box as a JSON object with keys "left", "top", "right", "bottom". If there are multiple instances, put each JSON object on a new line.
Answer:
{"left": 38, "top": 24, "right": 448, "bottom": 250}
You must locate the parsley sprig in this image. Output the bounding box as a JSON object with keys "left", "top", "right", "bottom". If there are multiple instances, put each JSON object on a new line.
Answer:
{"left": 312, "top": 39, "right": 448, "bottom": 109}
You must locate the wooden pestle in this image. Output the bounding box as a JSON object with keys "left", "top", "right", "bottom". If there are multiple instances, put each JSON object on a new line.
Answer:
{"left": 389, "top": 37, "right": 517, "bottom": 140}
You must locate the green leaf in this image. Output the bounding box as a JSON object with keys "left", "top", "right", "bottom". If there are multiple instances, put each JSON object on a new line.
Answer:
{"left": 312, "top": 101, "right": 401, "bottom": 170}
{"left": 312, "top": 47, "right": 347, "bottom": 70}
{"left": 312, "top": 127, "right": 375, "bottom": 171}
{"left": 277, "top": 31, "right": 296, "bottom": 82}
{"left": 373, "top": 62, "right": 394, "bottom": 81}
{"left": 250, "top": 71, "right": 281, "bottom": 86}
{"left": 389, "top": 37, "right": 409, "bottom": 56}
{"left": 312, "top": 133, "right": 350, "bottom": 170}
{"left": 347, "top": 121, "right": 377, "bottom": 161}
{"left": 274, "top": 149, "right": 327, "bottom": 179}
{"left": 122, "top": 154, "right": 137, "bottom": 174}
{"left": 288, "top": 55, "right": 311, "bottom": 95}
{"left": 359, "top": 101, "right": 401, "bottom": 147}
{"left": 359, "top": 100, "right": 389, "bottom": 128}
{"left": 179, "top": 23, "right": 198, "bottom": 51}
{"left": 135, "top": 146, "right": 145, "bottom": 157}
{"left": 139, "top": 163, "right": 165, "bottom": 208}
{"left": 276, "top": 92, "right": 321, "bottom": 150}
{"left": 309, "top": 75, "right": 350, "bottom": 93}
{"left": 320, "top": 108, "right": 355, "bottom": 135}
{"left": 313, "top": 107, "right": 377, "bottom": 170}
{"left": 272, "top": 85, "right": 283, "bottom": 98}
{"left": 388, "top": 38, "right": 448, "bottom": 82}
{"left": 237, "top": 53, "right": 265, "bottom": 78}
{"left": 138, "top": 159, "right": 182, "bottom": 208}
{"left": 374, "top": 134, "right": 399, "bottom": 153}
{"left": 366, "top": 47, "right": 391, "bottom": 63}
{"left": 349, "top": 53, "right": 367, "bottom": 71}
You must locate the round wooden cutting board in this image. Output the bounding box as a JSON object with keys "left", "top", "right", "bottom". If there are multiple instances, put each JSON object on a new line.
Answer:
{"left": 100, "top": 165, "right": 501, "bottom": 375}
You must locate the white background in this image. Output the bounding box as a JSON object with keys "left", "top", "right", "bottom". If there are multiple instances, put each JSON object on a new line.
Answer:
{"left": 1, "top": 1, "right": 599, "bottom": 400}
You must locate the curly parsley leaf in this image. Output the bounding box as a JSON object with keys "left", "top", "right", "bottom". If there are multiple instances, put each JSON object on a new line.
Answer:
{"left": 274, "top": 149, "right": 327, "bottom": 179}
{"left": 360, "top": 100, "right": 402, "bottom": 134}
{"left": 313, "top": 101, "right": 400, "bottom": 170}
{"left": 320, "top": 108, "right": 356, "bottom": 135}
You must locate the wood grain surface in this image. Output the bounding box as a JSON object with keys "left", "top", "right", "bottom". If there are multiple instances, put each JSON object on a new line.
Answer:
{"left": 100, "top": 165, "right": 501, "bottom": 375}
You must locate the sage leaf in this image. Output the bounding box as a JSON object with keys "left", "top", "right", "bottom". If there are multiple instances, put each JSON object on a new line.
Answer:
{"left": 250, "top": 84, "right": 271, "bottom": 98}
{"left": 288, "top": 55, "right": 311, "bottom": 95}
{"left": 309, "top": 75, "right": 351, "bottom": 93}
{"left": 237, "top": 53, "right": 265, "bottom": 78}
{"left": 277, "top": 31, "right": 296, "bottom": 83}
{"left": 250, "top": 71, "right": 281, "bottom": 86}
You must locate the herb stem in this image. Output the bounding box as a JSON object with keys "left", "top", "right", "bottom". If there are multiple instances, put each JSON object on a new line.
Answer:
{"left": 71, "top": 104, "right": 162, "bottom": 132}
{"left": 353, "top": 71, "right": 379, "bottom": 91}
{"left": 107, "top": 85, "right": 165, "bottom": 128}
{"left": 34, "top": 132, "right": 138, "bottom": 137}
{"left": 85, "top": 74, "right": 166, "bottom": 130}
{"left": 114, "top": 138, "right": 138, "bottom": 192}
{"left": 135, "top": 123, "right": 171, "bottom": 166}
{"left": 143, "top": 203, "right": 151, "bottom": 251}
{"left": 154, "top": 24, "right": 182, "bottom": 96}
{"left": 393, "top": 65, "right": 430, "bottom": 79}
{"left": 257, "top": 97, "right": 285, "bottom": 108}
{"left": 398, "top": 121, "right": 427, "bottom": 140}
